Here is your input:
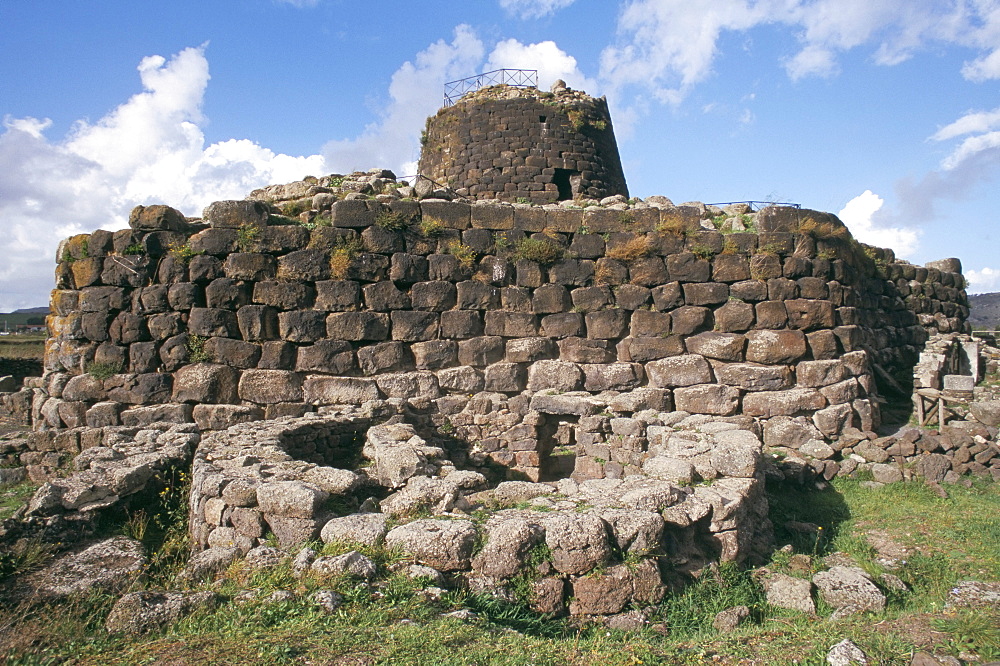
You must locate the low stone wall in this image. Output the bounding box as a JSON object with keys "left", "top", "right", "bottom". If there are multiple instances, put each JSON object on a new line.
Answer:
{"left": 186, "top": 407, "right": 771, "bottom": 617}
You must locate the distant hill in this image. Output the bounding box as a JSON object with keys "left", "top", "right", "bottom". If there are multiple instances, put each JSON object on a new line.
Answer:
{"left": 12, "top": 306, "right": 49, "bottom": 314}
{"left": 969, "top": 292, "right": 1000, "bottom": 330}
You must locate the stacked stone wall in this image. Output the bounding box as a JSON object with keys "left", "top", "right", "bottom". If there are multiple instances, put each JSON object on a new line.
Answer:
{"left": 29, "top": 192, "right": 970, "bottom": 482}
{"left": 418, "top": 85, "right": 628, "bottom": 204}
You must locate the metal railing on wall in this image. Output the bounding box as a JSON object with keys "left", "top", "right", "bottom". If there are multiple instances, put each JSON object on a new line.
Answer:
{"left": 706, "top": 201, "right": 801, "bottom": 211}
{"left": 443, "top": 69, "right": 538, "bottom": 106}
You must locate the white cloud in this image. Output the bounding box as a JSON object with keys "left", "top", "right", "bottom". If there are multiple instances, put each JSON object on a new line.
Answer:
{"left": 485, "top": 39, "right": 598, "bottom": 93}
{"left": 966, "top": 267, "right": 1000, "bottom": 294}
{"left": 838, "top": 190, "right": 920, "bottom": 257}
{"left": 322, "top": 25, "right": 485, "bottom": 177}
{"left": 600, "top": 0, "right": 766, "bottom": 104}
{"left": 498, "top": 0, "right": 577, "bottom": 19}
{"left": 931, "top": 106, "right": 1000, "bottom": 142}
{"left": 930, "top": 105, "right": 1000, "bottom": 171}
{"left": 0, "top": 45, "right": 325, "bottom": 311}
{"left": 599, "top": 0, "right": 1000, "bottom": 104}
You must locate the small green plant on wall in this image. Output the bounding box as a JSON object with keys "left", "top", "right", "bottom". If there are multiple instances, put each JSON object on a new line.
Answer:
{"left": 186, "top": 334, "right": 211, "bottom": 363}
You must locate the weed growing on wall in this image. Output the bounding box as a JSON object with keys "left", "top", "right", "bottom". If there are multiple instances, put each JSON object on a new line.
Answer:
{"left": 279, "top": 199, "right": 312, "bottom": 218}
{"left": 85, "top": 360, "right": 123, "bottom": 380}
{"left": 418, "top": 218, "right": 444, "bottom": 238}
{"left": 236, "top": 226, "right": 260, "bottom": 251}
{"left": 167, "top": 241, "right": 203, "bottom": 264}
{"left": 330, "top": 237, "right": 365, "bottom": 280}
{"left": 656, "top": 215, "right": 688, "bottom": 236}
{"left": 121, "top": 243, "right": 145, "bottom": 256}
{"left": 606, "top": 236, "right": 653, "bottom": 263}
{"left": 186, "top": 334, "right": 211, "bottom": 363}
{"left": 690, "top": 244, "right": 715, "bottom": 260}
{"left": 375, "top": 210, "right": 409, "bottom": 232}
{"left": 512, "top": 237, "right": 565, "bottom": 266}
{"left": 445, "top": 240, "right": 478, "bottom": 269}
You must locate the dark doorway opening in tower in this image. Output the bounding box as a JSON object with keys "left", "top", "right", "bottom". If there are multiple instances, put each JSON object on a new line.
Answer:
{"left": 553, "top": 168, "right": 581, "bottom": 201}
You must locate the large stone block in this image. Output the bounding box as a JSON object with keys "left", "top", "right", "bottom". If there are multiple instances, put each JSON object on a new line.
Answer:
{"left": 277, "top": 249, "right": 330, "bottom": 282}
{"left": 585, "top": 309, "right": 629, "bottom": 340}
{"left": 203, "top": 200, "right": 269, "bottom": 229}
{"left": 193, "top": 404, "right": 265, "bottom": 430}
{"left": 410, "top": 281, "right": 457, "bottom": 311}
{"left": 745, "top": 329, "right": 807, "bottom": 364}
{"left": 616, "top": 336, "right": 685, "bottom": 362}
{"left": 527, "top": 360, "right": 583, "bottom": 392}
{"left": 391, "top": 311, "right": 439, "bottom": 342}
{"left": 357, "top": 341, "right": 413, "bottom": 375}
{"left": 673, "top": 384, "right": 740, "bottom": 415}
{"left": 104, "top": 373, "right": 173, "bottom": 405}
{"left": 484, "top": 311, "right": 538, "bottom": 337}
{"left": 172, "top": 363, "right": 240, "bottom": 404}
{"left": 541, "top": 312, "right": 585, "bottom": 338}
{"left": 303, "top": 376, "right": 380, "bottom": 405}
{"left": 236, "top": 305, "right": 279, "bottom": 342}
{"left": 785, "top": 299, "right": 835, "bottom": 330}
{"left": 714, "top": 363, "right": 794, "bottom": 391}
{"left": 295, "top": 340, "right": 356, "bottom": 375}
{"left": 129, "top": 204, "right": 189, "bottom": 231}
{"left": 253, "top": 281, "right": 315, "bottom": 310}
{"left": 412, "top": 340, "right": 458, "bottom": 369}
{"left": 188, "top": 308, "right": 239, "bottom": 338}
{"left": 684, "top": 332, "right": 745, "bottom": 361}
{"left": 647, "top": 354, "right": 713, "bottom": 387}
{"left": 558, "top": 337, "right": 615, "bottom": 363}
{"left": 742, "top": 388, "right": 826, "bottom": 417}
{"left": 239, "top": 369, "right": 303, "bottom": 404}
{"left": 314, "top": 280, "right": 360, "bottom": 311}
{"left": 279, "top": 310, "right": 328, "bottom": 343}
{"left": 458, "top": 336, "right": 505, "bottom": 367}
{"left": 223, "top": 253, "right": 277, "bottom": 281}
{"left": 581, "top": 363, "right": 644, "bottom": 391}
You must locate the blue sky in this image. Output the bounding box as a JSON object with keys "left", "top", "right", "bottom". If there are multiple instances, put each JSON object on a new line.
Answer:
{"left": 2, "top": 0, "right": 1000, "bottom": 310}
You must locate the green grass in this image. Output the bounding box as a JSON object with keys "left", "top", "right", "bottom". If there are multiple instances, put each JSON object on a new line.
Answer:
{"left": 0, "top": 479, "right": 36, "bottom": 521}
{"left": 1, "top": 477, "right": 998, "bottom": 664}
{"left": 0, "top": 334, "right": 46, "bottom": 359}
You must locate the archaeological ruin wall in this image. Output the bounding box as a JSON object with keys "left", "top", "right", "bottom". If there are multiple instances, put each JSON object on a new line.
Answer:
{"left": 21, "top": 188, "right": 970, "bottom": 485}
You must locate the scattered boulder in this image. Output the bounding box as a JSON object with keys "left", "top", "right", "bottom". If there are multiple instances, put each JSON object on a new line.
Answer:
{"left": 105, "top": 590, "right": 218, "bottom": 634}
{"left": 712, "top": 605, "right": 750, "bottom": 633}
{"left": 812, "top": 566, "right": 886, "bottom": 614}
{"left": 762, "top": 572, "right": 815, "bottom": 614}
{"left": 26, "top": 536, "right": 146, "bottom": 599}
{"left": 826, "top": 639, "right": 869, "bottom": 666}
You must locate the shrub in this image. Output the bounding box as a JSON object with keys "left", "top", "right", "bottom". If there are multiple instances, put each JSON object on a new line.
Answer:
{"left": 512, "top": 237, "right": 565, "bottom": 265}
{"left": 85, "top": 360, "right": 123, "bottom": 381}
{"left": 798, "top": 216, "right": 848, "bottom": 240}
{"left": 375, "top": 210, "right": 409, "bottom": 232}
{"left": 168, "top": 241, "right": 203, "bottom": 264}
{"left": 121, "top": 243, "right": 145, "bottom": 256}
{"left": 187, "top": 334, "right": 211, "bottom": 363}
{"left": 418, "top": 218, "right": 444, "bottom": 238}
{"left": 236, "top": 226, "right": 260, "bottom": 251}
{"left": 445, "top": 240, "right": 478, "bottom": 269}
{"left": 656, "top": 216, "right": 688, "bottom": 236}
{"left": 330, "top": 237, "right": 365, "bottom": 279}
{"left": 280, "top": 199, "right": 313, "bottom": 217}
{"left": 606, "top": 235, "right": 653, "bottom": 263}
{"left": 690, "top": 244, "right": 715, "bottom": 260}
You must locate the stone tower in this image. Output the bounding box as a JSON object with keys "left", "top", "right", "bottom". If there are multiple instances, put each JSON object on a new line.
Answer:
{"left": 417, "top": 81, "right": 628, "bottom": 204}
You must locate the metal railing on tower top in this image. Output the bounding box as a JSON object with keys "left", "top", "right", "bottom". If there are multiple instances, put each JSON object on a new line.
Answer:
{"left": 443, "top": 69, "right": 538, "bottom": 106}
